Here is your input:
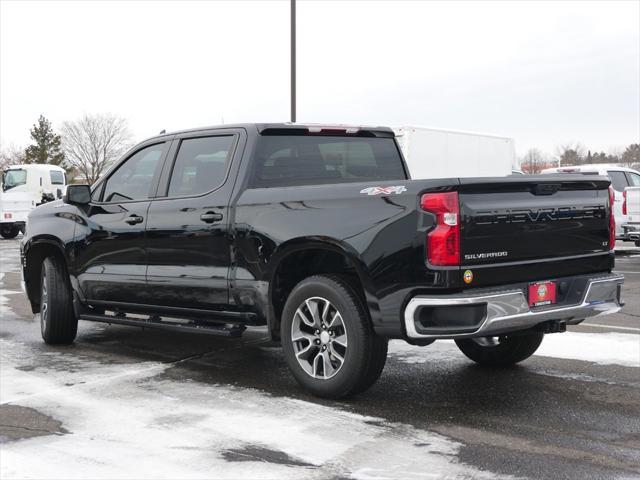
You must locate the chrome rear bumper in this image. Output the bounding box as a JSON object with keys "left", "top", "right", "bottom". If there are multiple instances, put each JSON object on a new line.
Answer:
{"left": 404, "top": 273, "right": 624, "bottom": 340}
{"left": 625, "top": 225, "right": 640, "bottom": 241}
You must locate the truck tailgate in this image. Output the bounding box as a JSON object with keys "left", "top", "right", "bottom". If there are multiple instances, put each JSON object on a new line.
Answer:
{"left": 459, "top": 176, "right": 611, "bottom": 266}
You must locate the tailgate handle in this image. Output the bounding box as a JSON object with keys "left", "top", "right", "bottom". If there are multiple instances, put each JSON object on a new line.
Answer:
{"left": 532, "top": 183, "right": 560, "bottom": 195}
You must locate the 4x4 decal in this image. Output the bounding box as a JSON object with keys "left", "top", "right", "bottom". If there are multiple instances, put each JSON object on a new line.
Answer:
{"left": 360, "top": 186, "right": 407, "bottom": 196}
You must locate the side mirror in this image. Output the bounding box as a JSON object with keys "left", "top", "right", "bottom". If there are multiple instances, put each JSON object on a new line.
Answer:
{"left": 63, "top": 185, "right": 91, "bottom": 205}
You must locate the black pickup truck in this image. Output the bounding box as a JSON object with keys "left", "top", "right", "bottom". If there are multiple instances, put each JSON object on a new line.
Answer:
{"left": 21, "top": 123, "right": 624, "bottom": 398}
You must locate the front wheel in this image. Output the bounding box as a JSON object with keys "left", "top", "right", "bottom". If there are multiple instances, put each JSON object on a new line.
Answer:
{"left": 40, "top": 256, "right": 78, "bottom": 344}
{"left": 0, "top": 225, "right": 20, "bottom": 239}
{"left": 281, "top": 275, "right": 388, "bottom": 399}
{"left": 455, "top": 331, "right": 544, "bottom": 367}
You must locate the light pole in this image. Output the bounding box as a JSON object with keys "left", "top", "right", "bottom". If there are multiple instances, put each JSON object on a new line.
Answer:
{"left": 291, "top": 0, "right": 296, "bottom": 123}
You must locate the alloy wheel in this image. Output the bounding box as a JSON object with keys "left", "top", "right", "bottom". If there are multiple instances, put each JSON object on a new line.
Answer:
{"left": 290, "top": 296, "right": 348, "bottom": 379}
{"left": 40, "top": 271, "right": 48, "bottom": 335}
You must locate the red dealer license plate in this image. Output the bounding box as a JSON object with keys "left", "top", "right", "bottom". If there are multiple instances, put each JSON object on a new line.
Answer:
{"left": 528, "top": 281, "right": 557, "bottom": 307}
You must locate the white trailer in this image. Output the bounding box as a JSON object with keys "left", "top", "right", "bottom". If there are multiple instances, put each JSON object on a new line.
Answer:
{"left": 0, "top": 164, "right": 67, "bottom": 238}
{"left": 394, "top": 126, "right": 517, "bottom": 179}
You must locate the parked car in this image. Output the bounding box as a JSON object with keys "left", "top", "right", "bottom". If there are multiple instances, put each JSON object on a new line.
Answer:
{"left": 541, "top": 164, "right": 640, "bottom": 242}
{"left": 21, "top": 124, "right": 623, "bottom": 398}
{"left": 1, "top": 164, "right": 67, "bottom": 238}
{"left": 624, "top": 185, "right": 640, "bottom": 246}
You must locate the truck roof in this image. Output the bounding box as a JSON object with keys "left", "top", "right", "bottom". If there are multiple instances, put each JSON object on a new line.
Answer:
{"left": 541, "top": 164, "right": 640, "bottom": 175}
{"left": 146, "top": 123, "right": 396, "bottom": 142}
{"left": 4, "top": 164, "right": 66, "bottom": 172}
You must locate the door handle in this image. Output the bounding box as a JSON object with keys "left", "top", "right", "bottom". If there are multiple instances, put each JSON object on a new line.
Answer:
{"left": 200, "top": 211, "right": 223, "bottom": 223}
{"left": 125, "top": 215, "right": 144, "bottom": 225}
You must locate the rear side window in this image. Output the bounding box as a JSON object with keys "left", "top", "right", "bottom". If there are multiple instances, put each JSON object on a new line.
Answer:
{"left": 608, "top": 171, "right": 628, "bottom": 192}
{"left": 251, "top": 136, "right": 406, "bottom": 188}
{"left": 626, "top": 172, "right": 640, "bottom": 186}
{"left": 101, "top": 143, "right": 165, "bottom": 202}
{"left": 168, "top": 136, "right": 234, "bottom": 197}
{"left": 50, "top": 170, "right": 65, "bottom": 185}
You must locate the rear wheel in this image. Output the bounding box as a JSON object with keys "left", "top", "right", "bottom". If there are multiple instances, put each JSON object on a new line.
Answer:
{"left": 40, "top": 256, "right": 78, "bottom": 344}
{"left": 281, "top": 275, "right": 387, "bottom": 398}
{"left": 455, "top": 331, "right": 544, "bottom": 367}
{"left": 0, "top": 225, "right": 19, "bottom": 239}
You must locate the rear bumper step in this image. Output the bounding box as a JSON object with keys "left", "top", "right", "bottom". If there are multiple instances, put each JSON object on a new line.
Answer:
{"left": 404, "top": 273, "right": 624, "bottom": 340}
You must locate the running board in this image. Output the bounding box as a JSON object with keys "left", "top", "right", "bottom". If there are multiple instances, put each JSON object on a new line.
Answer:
{"left": 79, "top": 313, "right": 246, "bottom": 337}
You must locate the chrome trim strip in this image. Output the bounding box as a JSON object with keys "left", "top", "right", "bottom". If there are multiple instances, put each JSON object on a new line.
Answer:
{"left": 404, "top": 274, "right": 624, "bottom": 339}
{"left": 461, "top": 250, "right": 611, "bottom": 270}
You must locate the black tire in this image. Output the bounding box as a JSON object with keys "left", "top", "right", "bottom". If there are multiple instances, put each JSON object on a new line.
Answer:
{"left": 635, "top": 240, "right": 640, "bottom": 247}
{"left": 455, "top": 331, "right": 544, "bottom": 367}
{"left": 40, "top": 256, "right": 78, "bottom": 344}
{"left": 0, "top": 225, "right": 19, "bottom": 239}
{"left": 281, "top": 274, "right": 388, "bottom": 399}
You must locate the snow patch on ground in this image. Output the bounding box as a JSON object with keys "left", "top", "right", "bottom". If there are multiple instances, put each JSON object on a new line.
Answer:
{"left": 534, "top": 332, "right": 640, "bottom": 368}
{"left": 388, "top": 332, "right": 639, "bottom": 369}
{"left": 387, "top": 340, "right": 458, "bottom": 364}
{"left": 0, "top": 338, "right": 505, "bottom": 480}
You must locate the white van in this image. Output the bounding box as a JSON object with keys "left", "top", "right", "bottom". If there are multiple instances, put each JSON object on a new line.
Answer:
{"left": 541, "top": 164, "right": 640, "bottom": 242}
{"left": 0, "top": 164, "right": 67, "bottom": 238}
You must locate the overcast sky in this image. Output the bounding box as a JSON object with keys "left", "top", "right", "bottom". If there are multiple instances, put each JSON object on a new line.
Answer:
{"left": 1, "top": 0, "right": 638, "bottom": 157}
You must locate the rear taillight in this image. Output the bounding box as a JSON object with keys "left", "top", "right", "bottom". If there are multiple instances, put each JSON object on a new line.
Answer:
{"left": 622, "top": 190, "right": 627, "bottom": 215}
{"left": 608, "top": 186, "right": 616, "bottom": 250}
{"left": 421, "top": 192, "right": 460, "bottom": 266}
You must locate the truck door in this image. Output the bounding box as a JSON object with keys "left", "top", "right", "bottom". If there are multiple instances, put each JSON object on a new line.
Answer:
{"left": 74, "top": 140, "right": 170, "bottom": 304}
{"left": 145, "top": 130, "right": 243, "bottom": 311}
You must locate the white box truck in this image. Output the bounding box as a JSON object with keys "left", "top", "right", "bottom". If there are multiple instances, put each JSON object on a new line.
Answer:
{"left": 394, "top": 126, "right": 518, "bottom": 179}
{"left": 0, "top": 164, "right": 67, "bottom": 238}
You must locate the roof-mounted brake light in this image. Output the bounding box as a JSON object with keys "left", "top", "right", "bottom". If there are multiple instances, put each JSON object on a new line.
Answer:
{"left": 306, "top": 126, "right": 360, "bottom": 135}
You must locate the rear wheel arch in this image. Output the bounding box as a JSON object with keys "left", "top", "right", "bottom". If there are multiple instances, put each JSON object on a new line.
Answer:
{"left": 267, "top": 240, "right": 379, "bottom": 340}
{"left": 24, "top": 238, "right": 69, "bottom": 313}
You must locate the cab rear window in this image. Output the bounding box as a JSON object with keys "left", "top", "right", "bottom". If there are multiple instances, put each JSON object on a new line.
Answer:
{"left": 608, "top": 171, "right": 628, "bottom": 192}
{"left": 251, "top": 136, "right": 406, "bottom": 188}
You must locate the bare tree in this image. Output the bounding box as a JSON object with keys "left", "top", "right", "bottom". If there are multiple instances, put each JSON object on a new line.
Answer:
{"left": 61, "top": 113, "right": 133, "bottom": 184}
{"left": 555, "top": 143, "right": 585, "bottom": 167}
{"left": 0, "top": 144, "right": 26, "bottom": 170}
{"left": 521, "top": 148, "right": 546, "bottom": 174}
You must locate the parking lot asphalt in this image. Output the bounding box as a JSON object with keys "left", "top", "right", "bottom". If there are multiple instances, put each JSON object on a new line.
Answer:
{"left": 1, "top": 237, "right": 638, "bottom": 480}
